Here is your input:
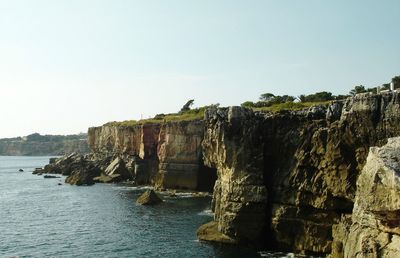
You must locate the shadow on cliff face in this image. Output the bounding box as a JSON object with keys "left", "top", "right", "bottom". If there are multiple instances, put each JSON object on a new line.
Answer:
{"left": 197, "top": 164, "right": 217, "bottom": 192}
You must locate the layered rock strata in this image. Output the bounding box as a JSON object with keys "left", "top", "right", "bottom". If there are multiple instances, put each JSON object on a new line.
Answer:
{"left": 199, "top": 91, "right": 400, "bottom": 255}
{"left": 45, "top": 120, "right": 208, "bottom": 190}
{"left": 330, "top": 137, "right": 400, "bottom": 258}
{"left": 38, "top": 91, "right": 400, "bottom": 257}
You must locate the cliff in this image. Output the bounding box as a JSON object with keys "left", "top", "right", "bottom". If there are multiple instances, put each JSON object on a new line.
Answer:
{"left": 41, "top": 91, "right": 400, "bottom": 256}
{"left": 199, "top": 91, "right": 400, "bottom": 256}
{"left": 0, "top": 133, "right": 89, "bottom": 156}
{"left": 330, "top": 137, "right": 400, "bottom": 257}
{"left": 87, "top": 120, "right": 210, "bottom": 190}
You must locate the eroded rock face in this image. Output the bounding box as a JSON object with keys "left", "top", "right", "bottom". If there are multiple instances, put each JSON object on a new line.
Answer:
{"left": 88, "top": 121, "right": 205, "bottom": 190}
{"left": 155, "top": 120, "right": 204, "bottom": 190}
{"left": 39, "top": 91, "right": 400, "bottom": 256}
{"left": 200, "top": 92, "right": 400, "bottom": 254}
{"left": 203, "top": 106, "right": 268, "bottom": 243}
{"left": 330, "top": 137, "right": 400, "bottom": 258}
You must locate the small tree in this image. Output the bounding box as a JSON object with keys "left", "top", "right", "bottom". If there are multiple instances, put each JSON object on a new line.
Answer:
{"left": 241, "top": 101, "right": 255, "bottom": 108}
{"left": 180, "top": 99, "right": 194, "bottom": 113}
{"left": 259, "top": 93, "right": 275, "bottom": 102}
{"left": 349, "top": 85, "right": 366, "bottom": 96}
{"left": 392, "top": 76, "right": 400, "bottom": 89}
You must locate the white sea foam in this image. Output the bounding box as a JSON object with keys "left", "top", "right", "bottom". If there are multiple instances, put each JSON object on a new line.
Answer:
{"left": 197, "top": 209, "right": 214, "bottom": 216}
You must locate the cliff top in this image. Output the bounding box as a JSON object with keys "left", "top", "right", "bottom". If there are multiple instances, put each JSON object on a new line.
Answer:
{"left": 104, "top": 106, "right": 208, "bottom": 127}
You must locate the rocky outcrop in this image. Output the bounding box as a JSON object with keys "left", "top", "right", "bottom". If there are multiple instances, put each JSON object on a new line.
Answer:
{"left": 88, "top": 120, "right": 206, "bottom": 190}
{"left": 199, "top": 91, "right": 400, "bottom": 255}
{"left": 202, "top": 106, "right": 268, "bottom": 243}
{"left": 330, "top": 137, "right": 400, "bottom": 258}
{"left": 0, "top": 133, "right": 89, "bottom": 156}
{"left": 136, "top": 190, "right": 163, "bottom": 205}
{"left": 37, "top": 90, "right": 400, "bottom": 256}
{"left": 197, "top": 221, "right": 237, "bottom": 244}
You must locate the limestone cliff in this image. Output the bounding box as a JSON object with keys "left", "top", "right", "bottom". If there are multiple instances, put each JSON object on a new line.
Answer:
{"left": 330, "top": 137, "right": 400, "bottom": 258}
{"left": 41, "top": 91, "right": 400, "bottom": 257}
{"left": 87, "top": 120, "right": 206, "bottom": 190}
{"left": 199, "top": 91, "right": 400, "bottom": 255}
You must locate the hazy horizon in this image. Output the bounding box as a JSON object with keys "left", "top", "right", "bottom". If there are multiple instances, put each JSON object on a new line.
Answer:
{"left": 1, "top": 0, "right": 399, "bottom": 138}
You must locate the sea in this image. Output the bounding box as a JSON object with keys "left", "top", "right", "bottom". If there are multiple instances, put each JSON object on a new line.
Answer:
{"left": 0, "top": 156, "right": 311, "bottom": 258}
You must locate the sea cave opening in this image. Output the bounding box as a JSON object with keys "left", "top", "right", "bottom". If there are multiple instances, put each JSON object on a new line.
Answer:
{"left": 197, "top": 164, "right": 218, "bottom": 192}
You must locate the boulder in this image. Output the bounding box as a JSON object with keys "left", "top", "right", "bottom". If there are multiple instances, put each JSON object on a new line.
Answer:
{"left": 32, "top": 168, "right": 44, "bottom": 175}
{"left": 136, "top": 190, "right": 163, "bottom": 205}
{"left": 197, "top": 221, "right": 237, "bottom": 244}
{"left": 18, "top": 169, "right": 24, "bottom": 172}
{"left": 65, "top": 165, "right": 101, "bottom": 186}
{"left": 43, "top": 175, "right": 61, "bottom": 179}
{"left": 105, "top": 157, "right": 130, "bottom": 180}
{"left": 93, "top": 174, "right": 121, "bottom": 183}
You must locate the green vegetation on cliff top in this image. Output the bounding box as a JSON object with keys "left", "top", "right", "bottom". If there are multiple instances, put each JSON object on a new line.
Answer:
{"left": 105, "top": 75, "right": 400, "bottom": 127}
{"left": 253, "top": 101, "right": 330, "bottom": 112}
{"left": 105, "top": 106, "right": 208, "bottom": 127}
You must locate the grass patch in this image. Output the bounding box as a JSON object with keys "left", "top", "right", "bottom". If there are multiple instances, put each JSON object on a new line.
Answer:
{"left": 104, "top": 107, "right": 207, "bottom": 127}
{"left": 253, "top": 101, "right": 330, "bottom": 112}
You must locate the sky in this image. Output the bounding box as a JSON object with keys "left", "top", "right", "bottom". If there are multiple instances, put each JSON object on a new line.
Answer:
{"left": 0, "top": 0, "right": 399, "bottom": 138}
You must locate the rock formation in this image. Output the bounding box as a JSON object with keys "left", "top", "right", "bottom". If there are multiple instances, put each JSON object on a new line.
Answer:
{"left": 199, "top": 91, "right": 400, "bottom": 256}
{"left": 330, "top": 137, "right": 400, "bottom": 258}
{"left": 87, "top": 120, "right": 207, "bottom": 190}
{"left": 136, "top": 190, "right": 163, "bottom": 205}
{"left": 38, "top": 91, "right": 400, "bottom": 257}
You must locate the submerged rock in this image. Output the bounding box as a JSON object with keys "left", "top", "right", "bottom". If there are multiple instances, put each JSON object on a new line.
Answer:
{"left": 32, "top": 168, "right": 44, "bottom": 175}
{"left": 43, "top": 175, "right": 61, "bottom": 179}
{"left": 136, "top": 190, "right": 163, "bottom": 205}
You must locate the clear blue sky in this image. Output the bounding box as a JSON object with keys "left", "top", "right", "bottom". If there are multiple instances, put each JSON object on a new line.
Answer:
{"left": 0, "top": 0, "right": 399, "bottom": 138}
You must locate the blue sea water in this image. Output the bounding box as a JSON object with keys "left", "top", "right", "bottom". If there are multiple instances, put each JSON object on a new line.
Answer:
{"left": 0, "top": 156, "right": 304, "bottom": 258}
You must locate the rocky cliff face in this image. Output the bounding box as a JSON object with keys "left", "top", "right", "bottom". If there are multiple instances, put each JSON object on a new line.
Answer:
{"left": 41, "top": 91, "right": 400, "bottom": 256}
{"left": 0, "top": 133, "right": 89, "bottom": 156}
{"left": 200, "top": 92, "right": 400, "bottom": 255}
{"left": 156, "top": 120, "right": 204, "bottom": 189}
{"left": 330, "top": 137, "right": 400, "bottom": 258}
{"left": 87, "top": 120, "right": 206, "bottom": 190}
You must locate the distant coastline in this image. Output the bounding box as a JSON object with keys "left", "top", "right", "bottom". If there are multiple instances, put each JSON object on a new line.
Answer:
{"left": 0, "top": 133, "right": 89, "bottom": 156}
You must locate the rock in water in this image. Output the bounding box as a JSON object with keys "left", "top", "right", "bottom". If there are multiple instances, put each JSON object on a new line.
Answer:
{"left": 93, "top": 174, "right": 121, "bottom": 183}
{"left": 104, "top": 157, "right": 130, "bottom": 181}
{"left": 197, "top": 221, "right": 237, "bottom": 244}
{"left": 18, "top": 169, "right": 24, "bottom": 172}
{"left": 43, "top": 175, "right": 61, "bottom": 179}
{"left": 65, "top": 165, "right": 100, "bottom": 186}
{"left": 136, "top": 190, "right": 163, "bottom": 205}
{"left": 32, "top": 168, "right": 44, "bottom": 175}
